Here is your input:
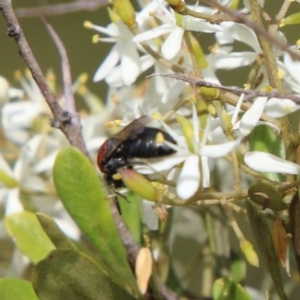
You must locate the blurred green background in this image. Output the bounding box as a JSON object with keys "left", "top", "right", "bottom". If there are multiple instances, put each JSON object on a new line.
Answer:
{"left": 1, "top": 0, "right": 299, "bottom": 105}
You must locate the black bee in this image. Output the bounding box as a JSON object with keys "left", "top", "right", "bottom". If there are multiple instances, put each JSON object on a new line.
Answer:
{"left": 97, "top": 115, "right": 177, "bottom": 188}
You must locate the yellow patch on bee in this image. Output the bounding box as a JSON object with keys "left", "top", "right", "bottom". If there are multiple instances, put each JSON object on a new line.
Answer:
{"left": 155, "top": 132, "right": 165, "bottom": 145}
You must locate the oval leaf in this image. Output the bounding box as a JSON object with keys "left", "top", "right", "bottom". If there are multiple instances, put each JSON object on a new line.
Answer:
{"left": 5, "top": 211, "right": 55, "bottom": 264}
{"left": 53, "top": 146, "right": 137, "bottom": 295}
{"left": 246, "top": 200, "right": 288, "bottom": 300}
{"left": 213, "top": 277, "right": 252, "bottom": 300}
{"left": 32, "top": 249, "right": 136, "bottom": 300}
{"left": 36, "top": 213, "right": 76, "bottom": 250}
{"left": 0, "top": 278, "right": 39, "bottom": 300}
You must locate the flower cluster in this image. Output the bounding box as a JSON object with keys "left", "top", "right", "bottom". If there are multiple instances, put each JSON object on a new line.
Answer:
{"left": 83, "top": 0, "right": 300, "bottom": 222}
{"left": 1, "top": 0, "right": 300, "bottom": 297}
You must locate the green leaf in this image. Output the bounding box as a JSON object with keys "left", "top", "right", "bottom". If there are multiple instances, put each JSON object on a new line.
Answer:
{"left": 32, "top": 249, "right": 136, "bottom": 300}
{"left": 36, "top": 213, "right": 76, "bottom": 250}
{"left": 53, "top": 146, "right": 138, "bottom": 296}
{"left": 289, "top": 193, "right": 300, "bottom": 273}
{"left": 213, "top": 277, "right": 252, "bottom": 300}
{"left": 246, "top": 200, "right": 288, "bottom": 300}
{"left": 5, "top": 211, "right": 55, "bottom": 264}
{"left": 0, "top": 278, "right": 39, "bottom": 300}
{"left": 119, "top": 192, "right": 142, "bottom": 245}
{"left": 230, "top": 251, "right": 246, "bottom": 283}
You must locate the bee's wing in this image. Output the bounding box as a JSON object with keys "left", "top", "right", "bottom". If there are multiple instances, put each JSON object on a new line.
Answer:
{"left": 105, "top": 115, "right": 152, "bottom": 158}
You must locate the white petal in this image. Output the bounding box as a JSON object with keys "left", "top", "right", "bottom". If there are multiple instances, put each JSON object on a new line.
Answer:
{"left": 120, "top": 42, "right": 141, "bottom": 86}
{"left": 177, "top": 155, "right": 200, "bottom": 200}
{"left": 244, "top": 151, "right": 300, "bottom": 174}
{"left": 213, "top": 52, "right": 256, "bottom": 69}
{"left": 93, "top": 43, "right": 121, "bottom": 82}
{"left": 135, "top": 153, "right": 187, "bottom": 175}
{"left": 231, "top": 94, "right": 245, "bottom": 126}
{"left": 140, "top": 55, "right": 155, "bottom": 72}
{"left": 132, "top": 24, "right": 173, "bottom": 42}
{"left": 142, "top": 200, "right": 159, "bottom": 230}
{"left": 200, "top": 138, "right": 241, "bottom": 157}
{"left": 105, "top": 66, "right": 124, "bottom": 87}
{"left": 0, "top": 76, "right": 9, "bottom": 106}
{"left": 201, "top": 156, "right": 210, "bottom": 188}
{"left": 161, "top": 81, "right": 186, "bottom": 103}
{"left": 8, "top": 87, "right": 24, "bottom": 100}
{"left": 161, "top": 27, "right": 184, "bottom": 60}
{"left": 284, "top": 48, "right": 300, "bottom": 84}
{"left": 192, "top": 104, "right": 200, "bottom": 144}
{"left": 5, "top": 189, "right": 23, "bottom": 215}
{"left": 2, "top": 102, "right": 41, "bottom": 127}
{"left": 229, "top": 23, "right": 261, "bottom": 53}
{"left": 34, "top": 150, "right": 59, "bottom": 173}
{"left": 89, "top": 23, "right": 119, "bottom": 37}
{"left": 185, "top": 18, "right": 222, "bottom": 32}
{"left": 265, "top": 98, "right": 300, "bottom": 118}
{"left": 216, "top": 26, "right": 234, "bottom": 45}
{"left": 239, "top": 97, "right": 268, "bottom": 136}
{"left": 256, "top": 121, "right": 281, "bottom": 134}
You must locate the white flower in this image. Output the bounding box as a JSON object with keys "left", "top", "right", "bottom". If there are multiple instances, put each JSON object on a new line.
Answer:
{"left": 210, "top": 22, "right": 285, "bottom": 74}
{"left": 135, "top": 105, "right": 241, "bottom": 200}
{"left": 85, "top": 20, "right": 142, "bottom": 86}
{"left": 133, "top": 3, "right": 221, "bottom": 60}
{"left": 1, "top": 71, "right": 51, "bottom": 144}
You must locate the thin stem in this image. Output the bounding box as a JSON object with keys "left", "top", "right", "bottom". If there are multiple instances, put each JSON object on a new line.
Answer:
{"left": 43, "top": 18, "right": 76, "bottom": 114}
{"left": 150, "top": 73, "right": 300, "bottom": 104}
{"left": 249, "top": 0, "right": 283, "bottom": 90}
{"left": 16, "top": 0, "right": 109, "bottom": 18}
{"left": 268, "top": 0, "right": 292, "bottom": 36}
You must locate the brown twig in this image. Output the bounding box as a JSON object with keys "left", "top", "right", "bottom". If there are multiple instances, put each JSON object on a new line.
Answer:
{"left": 150, "top": 73, "right": 300, "bottom": 103}
{"left": 15, "top": 0, "right": 109, "bottom": 18}
{"left": 268, "top": 0, "right": 292, "bottom": 37}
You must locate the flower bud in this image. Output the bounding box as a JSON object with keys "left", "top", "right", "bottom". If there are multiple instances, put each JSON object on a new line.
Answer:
{"left": 240, "top": 240, "right": 259, "bottom": 267}
{"left": 112, "top": 0, "right": 136, "bottom": 28}
{"left": 119, "top": 169, "right": 158, "bottom": 202}
{"left": 280, "top": 12, "right": 300, "bottom": 27}
{"left": 176, "top": 113, "right": 194, "bottom": 152}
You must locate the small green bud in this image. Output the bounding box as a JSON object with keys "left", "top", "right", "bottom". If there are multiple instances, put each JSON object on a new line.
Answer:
{"left": 176, "top": 113, "right": 195, "bottom": 152}
{"left": 190, "top": 35, "right": 208, "bottom": 69}
{"left": 120, "top": 169, "right": 158, "bottom": 202}
{"left": 240, "top": 240, "right": 259, "bottom": 267}
{"left": 280, "top": 12, "right": 300, "bottom": 27}
{"left": 112, "top": 0, "right": 136, "bottom": 28}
